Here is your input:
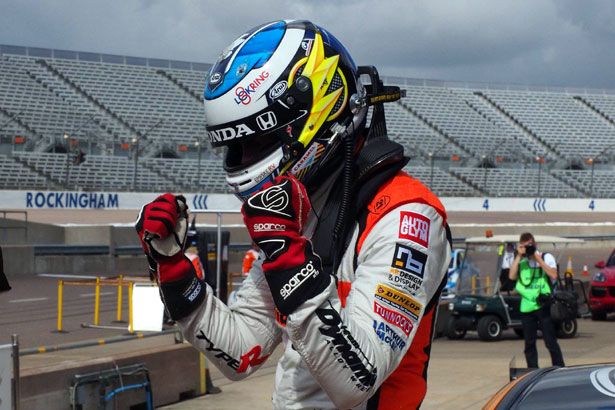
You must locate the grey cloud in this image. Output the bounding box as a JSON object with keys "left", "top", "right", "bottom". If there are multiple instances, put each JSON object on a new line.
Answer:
{"left": 0, "top": 0, "right": 614, "bottom": 89}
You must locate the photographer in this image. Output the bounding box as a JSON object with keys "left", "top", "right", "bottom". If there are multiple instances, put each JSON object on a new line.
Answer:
{"left": 509, "top": 232, "right": 564, "bottom": 368}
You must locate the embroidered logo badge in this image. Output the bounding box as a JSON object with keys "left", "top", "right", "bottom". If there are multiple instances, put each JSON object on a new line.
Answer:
{"left": 398, "top": 211, "right": 430, "bottom": 248}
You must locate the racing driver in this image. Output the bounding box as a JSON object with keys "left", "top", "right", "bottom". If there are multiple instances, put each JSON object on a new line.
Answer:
{"left": 136, "top": 20, "right": 451, "bottom": 409}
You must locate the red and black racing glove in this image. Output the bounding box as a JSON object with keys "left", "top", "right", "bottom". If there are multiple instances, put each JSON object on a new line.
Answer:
{"left": 242, "top": 175, "right": 329, "bottom": 318}
{"left": 136, "top": 193, "right": 204, "bottom": 320}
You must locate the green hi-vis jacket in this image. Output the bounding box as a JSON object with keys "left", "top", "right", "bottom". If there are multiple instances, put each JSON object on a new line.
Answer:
{"left": 515, "top": 258, "right": 551, "bottom": 313}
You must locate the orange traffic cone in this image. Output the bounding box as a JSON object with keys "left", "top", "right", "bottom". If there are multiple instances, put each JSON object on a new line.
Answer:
{"left": 565, "top": 256, "right": 574, "bottom": 277}
{"left": 583, "top": 264, "right": 589, "bottom": 276}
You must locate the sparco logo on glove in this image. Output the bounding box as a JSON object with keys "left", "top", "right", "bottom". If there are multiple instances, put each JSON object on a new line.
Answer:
{"left": 247, "top": 181, "right": 292, "bottom": 217}
{"left": 280, "top": 261, "right": 319, "bottom": 300}
{"left": 253, "top": 223, "right": 286, "bottom": 232}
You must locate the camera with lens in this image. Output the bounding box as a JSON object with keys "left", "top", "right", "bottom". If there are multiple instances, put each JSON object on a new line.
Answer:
{"left": 524, "top": 243, "right": 536, "bottom": 257}
{"left": 536, "top": 293, "right": 550, "bottom": 307}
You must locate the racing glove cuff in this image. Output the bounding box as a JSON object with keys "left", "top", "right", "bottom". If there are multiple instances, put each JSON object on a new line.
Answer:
{"left": 262, "top": 240, "right": 329, "bottom": 317}
{"left": 158, "top": 260, "right": 206, "bottom": 321}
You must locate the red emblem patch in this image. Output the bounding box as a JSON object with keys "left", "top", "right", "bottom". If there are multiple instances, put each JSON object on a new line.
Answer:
{"left": 398, "top": 211, "right": 430, "bottom": 248}
{"left": 374, "top": 301, "right": 414, "bottom": 336}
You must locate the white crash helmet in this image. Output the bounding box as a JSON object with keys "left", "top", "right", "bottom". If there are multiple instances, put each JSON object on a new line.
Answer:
{"left": 204, "top": 20, "right": 367, "bottom": 200}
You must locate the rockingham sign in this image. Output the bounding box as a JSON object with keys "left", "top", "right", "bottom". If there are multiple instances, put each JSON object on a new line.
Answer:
{"left": 0, "top": 190, "right": 242, "bottom": 211}
{"left": 1, "top": 190, "right": 614, "bottom": 212}
{"left": 25, "top": 192, "right": 119, "bottom": 209}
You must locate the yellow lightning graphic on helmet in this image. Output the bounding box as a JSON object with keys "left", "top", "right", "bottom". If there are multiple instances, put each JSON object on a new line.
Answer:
{"left": 289, "top": 32, "right": 344, "bottom": 148}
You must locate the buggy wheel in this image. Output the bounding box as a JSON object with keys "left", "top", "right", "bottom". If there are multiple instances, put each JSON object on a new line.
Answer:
{"left": 477, "top": 315, "right": 502, "bottom": 341}
{"left": 557, "top": 318, "right": 577, "bottom": 338}
{"left": 446, "top": 316, "right": 467, "bottom": 340}
{"left": 591, "top": 311, "right": 607, "bottom": 321}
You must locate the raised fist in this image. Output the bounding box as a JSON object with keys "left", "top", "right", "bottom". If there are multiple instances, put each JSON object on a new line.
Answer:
{"left": 136, "top": 193, "right": 189, "bottom": 260}
{"left": 135, "top": 193, "right": 204, "bottom": 320}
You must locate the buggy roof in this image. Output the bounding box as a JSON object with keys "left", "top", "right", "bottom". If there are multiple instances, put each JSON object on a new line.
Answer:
{"left": 465, "top": 235, "right": 584, "bottom": 244}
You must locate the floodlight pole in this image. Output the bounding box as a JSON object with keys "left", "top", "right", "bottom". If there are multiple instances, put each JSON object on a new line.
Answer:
{"left": 62, "top": 114, "right": 98, "bottom": 188}
{"left": 132, "top": 137, "right": 139, "bottom": 191}
{"left": 428, "top": 139, "right": 456, "bottom": 191}
{"left": 589, "top": 144, "right": 615, "bottom": 198}
{"left": 64, "top": 134, "right": 71, "bottom": 188}
{"left": 428, "top": 152, "right": 434, "bottom": 189}
{"left": 196, "top": 140, "right": 202, "bottom": 186}
{"left": 133, "top": 119, "right": 164, "bottom": 191}
{"left": 589, "top": 158, "right": 595, "bottom": 198}
{"left": 537, "top": 157, "right": 543, "bottom": 197}
{"left": 3, "top": 111, "right": 24, "bottom": 153}
{"left": 0, "top": 110, "right": 23, "bottom": 133}
{"left": 482, "top": 155, "right": 488, "bottom": 193}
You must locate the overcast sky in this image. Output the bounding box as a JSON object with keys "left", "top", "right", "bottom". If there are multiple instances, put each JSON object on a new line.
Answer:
{"left": 2, "top": 0, "right": 614, "bottom": 89}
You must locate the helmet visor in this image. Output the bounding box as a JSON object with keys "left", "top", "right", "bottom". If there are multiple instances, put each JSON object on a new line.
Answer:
{"left": 224, "top": 129, "right": 281, "bottom": 172}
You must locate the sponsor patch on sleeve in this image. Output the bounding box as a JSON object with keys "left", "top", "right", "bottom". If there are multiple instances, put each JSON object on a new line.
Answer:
{"left": 398, "top": 211, "right": 430, "bottom": 248}
{"left": 374, "top": 302, "right": 414, "bottom": 336}
{"left": 388, "top": 268, "right": 422, "bottom": 295}
{"left": 391, "top": 243, "right": 427, "bottom": 279}
{"left": 374, "top": 283, "right": 423, "bottom": 320}
{"left": 373, "top": 320, "right": 407, "bottom": 351}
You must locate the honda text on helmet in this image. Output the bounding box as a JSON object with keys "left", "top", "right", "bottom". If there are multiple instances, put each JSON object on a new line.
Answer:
{"left": 204, "top": 20, "right": 367, "bottom": 200}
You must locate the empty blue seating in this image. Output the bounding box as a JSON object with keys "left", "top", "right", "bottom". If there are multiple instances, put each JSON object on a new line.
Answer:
{"left": 0, "top": 46, "right": 613, "bottom": 196}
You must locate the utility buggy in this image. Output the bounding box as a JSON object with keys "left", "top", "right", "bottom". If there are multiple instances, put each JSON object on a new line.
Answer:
{"left": 446, "top": 235, "right": 586, "bottom": 342}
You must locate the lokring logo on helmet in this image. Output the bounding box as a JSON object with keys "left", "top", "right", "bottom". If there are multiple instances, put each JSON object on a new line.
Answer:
{"left": 234, "top": 71, "right": 270, "bottom": 105}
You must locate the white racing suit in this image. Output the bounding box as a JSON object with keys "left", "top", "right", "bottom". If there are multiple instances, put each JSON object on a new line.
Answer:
{"left": 172, "top": 171, "right": 451, "bottom": 409}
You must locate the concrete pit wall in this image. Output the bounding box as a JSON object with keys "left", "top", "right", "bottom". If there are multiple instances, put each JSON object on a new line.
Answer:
{"left": 20, "top": 343, "right": 203, "bottom": 410}
{"left": 2, "top": 220, "right": 613, "bottom": 277}
{"left": 2, "top": 223, "right": 251, "bottom": 277}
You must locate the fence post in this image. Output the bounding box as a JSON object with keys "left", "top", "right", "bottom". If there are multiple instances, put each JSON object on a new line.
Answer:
{"left": 128, "top": 283, "right": 134, "bottom": 334}
{"left": 200, "top": 353, "right": 206, "bottom": 394}
{"left": 116, "top": 275, "right": 123, "bottom": 323}
{"left": 94, "top": 277, "right": 101, "bottom": 326}
{"left": 56, "top": 280, "right": 64, "bottom": 332}
{"left": 12, "top": 334, "right": 20, "bottom": 410}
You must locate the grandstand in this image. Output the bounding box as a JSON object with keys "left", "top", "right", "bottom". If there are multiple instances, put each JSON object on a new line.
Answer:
{"left": 1, "top": 45, "right": 615, "bottom": 197}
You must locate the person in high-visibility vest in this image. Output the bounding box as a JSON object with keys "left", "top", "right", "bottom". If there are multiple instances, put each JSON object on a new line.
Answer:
{"left": 509, "top": 232, "right": 565, "bottom": 368}
{"left": 242, "top": 243, "right": 260, "bottom": 276}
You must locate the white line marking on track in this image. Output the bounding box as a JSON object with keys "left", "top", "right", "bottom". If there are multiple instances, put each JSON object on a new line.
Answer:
{"left": 80, "top": 292, "right": 114, "bottom": 297}
{"left": 38, "top": 274, "right": 108, "bottom": 279}
{"left": 9, "top": 297, "right": 49, "bottom": 303}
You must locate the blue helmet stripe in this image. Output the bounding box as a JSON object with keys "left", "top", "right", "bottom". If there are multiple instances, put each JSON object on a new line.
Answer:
{"left": 206, "top": 21, "right": 286, "bottom": 99}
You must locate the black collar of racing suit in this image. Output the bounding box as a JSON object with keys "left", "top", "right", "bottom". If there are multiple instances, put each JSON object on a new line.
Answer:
{"left": 311, "top": 136, "right": 408, "bottom": 277}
